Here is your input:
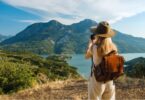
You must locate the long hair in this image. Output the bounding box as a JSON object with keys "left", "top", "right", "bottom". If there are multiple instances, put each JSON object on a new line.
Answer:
{"left": 96, "top": 37, "right": 117, "bottom": 57}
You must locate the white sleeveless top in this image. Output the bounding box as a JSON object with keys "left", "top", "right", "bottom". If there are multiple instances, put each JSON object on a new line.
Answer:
{"left": 92, "top": 44, "right": 117, "bottom": 66}
{"left": 92, "top": 45, "right": 102, "bottom": 66}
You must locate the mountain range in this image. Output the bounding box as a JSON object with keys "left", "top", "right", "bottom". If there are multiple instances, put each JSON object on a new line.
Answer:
{"left": 0, "top": 34, "right": 11, "bottom": 42}
{"left": 1, "top": 19, "right": 145, "bottom": 54}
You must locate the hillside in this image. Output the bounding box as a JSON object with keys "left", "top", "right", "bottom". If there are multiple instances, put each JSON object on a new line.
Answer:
{"left": 113, "top": 31, "right": 145, "bottom": 53}
{"left": 1, "top": 19, "right": 145, "bottom": 54}
{"left": 0, "top": 77, "right": 145, "bottom": 100}
{"left": 125, "top": 57, "right": 145, "bottom": 78}
{"left": 0, "top": 51, "right": 145, "bottom": 99}
{"left": 0, "top": 50, "right": 80, "bottom": 93}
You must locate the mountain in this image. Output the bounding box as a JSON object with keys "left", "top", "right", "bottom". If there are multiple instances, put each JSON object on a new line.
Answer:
{"left": 112, "top": 31, "right": 145, "bottom": 53}
{"left": 0, "top": 34, "right": 11, "bottom": 42}
{"left": 1, "top": 19, "right": 145, "bottom": 54}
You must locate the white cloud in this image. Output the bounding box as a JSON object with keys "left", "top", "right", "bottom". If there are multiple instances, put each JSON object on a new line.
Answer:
{"left": 2, "top": 0, "right": 145, "bottom": 24}
{"left": 18, "top": 19, "right": 41, "bottom": 24}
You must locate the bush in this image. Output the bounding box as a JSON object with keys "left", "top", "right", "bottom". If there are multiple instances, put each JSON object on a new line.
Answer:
{"left": 0, "top": 50, "right": 81, "bottom": 94}
{"left": 126, "top": 63, "right": 145, "bottom": 78}
{"left": 0, "top": 61, "right": 36, "bottom": 93}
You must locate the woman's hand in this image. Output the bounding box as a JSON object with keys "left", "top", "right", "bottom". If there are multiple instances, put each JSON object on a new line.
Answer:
{"left": 85, "top": 40, "right": 93, "bottom": 59}
{"left": 88, "top": 40, "right": 93, "bottom": 49}
{"left": 88, "top": 37, "right": 98, "bottom": 48}
{"left": 85, "top": 36, "right": 98, "bottom": 59}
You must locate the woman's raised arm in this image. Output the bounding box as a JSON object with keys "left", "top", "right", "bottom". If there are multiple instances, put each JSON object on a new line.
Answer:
{"left": 85, "top": 40, "right": 93, "bottom": 59}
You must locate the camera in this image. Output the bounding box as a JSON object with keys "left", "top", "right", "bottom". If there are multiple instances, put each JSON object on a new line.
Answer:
{"left": 90, "top": 34, "right": 95, "bottom": 40}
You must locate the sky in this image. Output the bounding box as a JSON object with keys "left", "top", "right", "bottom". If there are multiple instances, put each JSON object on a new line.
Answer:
{"left": 1, "top": 0, "right": 145, "bottom": 38}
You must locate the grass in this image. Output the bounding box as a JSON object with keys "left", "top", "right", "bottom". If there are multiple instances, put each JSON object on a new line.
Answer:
{"left": 0, "top": 76, "right": 145, "bottom": 100}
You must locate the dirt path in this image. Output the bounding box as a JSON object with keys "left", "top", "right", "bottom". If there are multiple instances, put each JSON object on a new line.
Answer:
{"left": 0, "top": 78, "right": 145, "bottom": 100}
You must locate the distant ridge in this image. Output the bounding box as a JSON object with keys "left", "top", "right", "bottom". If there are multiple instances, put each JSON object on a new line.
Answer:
{"left": 1, "top": 19, "right": 145, "bottom": 54}
{"left": 0, "top": 34, "right": 11, "bottom": 42}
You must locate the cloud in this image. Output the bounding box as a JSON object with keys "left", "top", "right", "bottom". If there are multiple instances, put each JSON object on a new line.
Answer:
{"left": 2, "top": 0, "right": 145, "bottom": 24}
{"left": 18, "top": 19, "right": 41, "bottom": 24}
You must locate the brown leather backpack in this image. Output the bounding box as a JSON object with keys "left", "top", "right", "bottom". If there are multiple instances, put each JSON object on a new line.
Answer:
{"left": 91, "top": 50, "right": 124, "bottom": 83}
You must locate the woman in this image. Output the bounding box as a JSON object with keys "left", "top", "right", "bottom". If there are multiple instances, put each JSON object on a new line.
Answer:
{"left": 85, "top": 21, "right": 118, "bottom": 100}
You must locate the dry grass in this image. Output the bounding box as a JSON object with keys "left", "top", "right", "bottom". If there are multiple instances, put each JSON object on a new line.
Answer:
{"left": 0, "top": 76, "right": 145, "bottom": 100}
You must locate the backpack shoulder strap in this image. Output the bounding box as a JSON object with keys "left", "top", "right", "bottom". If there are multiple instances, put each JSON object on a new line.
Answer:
{"left": 91, "top": 56, "right": 94, "bottom": 76}
{"left": 105, "top": 50, "right": 117, "bottom": 56}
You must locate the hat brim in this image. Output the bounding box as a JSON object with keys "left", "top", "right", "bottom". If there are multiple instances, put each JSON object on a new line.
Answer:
{"left": 90, "top": 27, "right": 116, "bottom": 38}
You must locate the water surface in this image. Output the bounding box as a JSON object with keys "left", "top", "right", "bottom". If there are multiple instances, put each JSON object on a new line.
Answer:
{"left": 68, "top": 53, "right": 145, "bottom": 78}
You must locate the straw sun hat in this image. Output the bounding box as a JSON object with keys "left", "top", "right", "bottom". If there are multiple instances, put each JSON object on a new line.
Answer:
{"left": 90, "top": 21, "right": 116, "bottom": 37}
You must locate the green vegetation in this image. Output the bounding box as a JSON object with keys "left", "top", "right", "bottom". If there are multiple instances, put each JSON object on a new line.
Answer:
{"left": 125, "top": 57, "right": 145, "bottom": 78}
{"left": 0, "top": 62, "right": 36, "bottom": 94}
{"left": 1, "top": 19, "right": 145, "bottom": 54}
{"left": 0, "top": 50, "right": 80, "bottom": 94}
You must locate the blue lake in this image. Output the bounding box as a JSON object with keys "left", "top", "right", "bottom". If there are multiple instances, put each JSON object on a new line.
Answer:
{"left": 67, "top": 53, "right": 145, "bottom": 78}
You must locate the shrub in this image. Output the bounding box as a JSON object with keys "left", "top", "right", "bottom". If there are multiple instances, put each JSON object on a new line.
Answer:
{"left": 0, "top": 50, "right": 81, "bottom": 94}
{"left": 126, "top": 63, "right": 145, "bottom": 78}
{"left": 0, "top": 61, "right": 36, "bottom": 93}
